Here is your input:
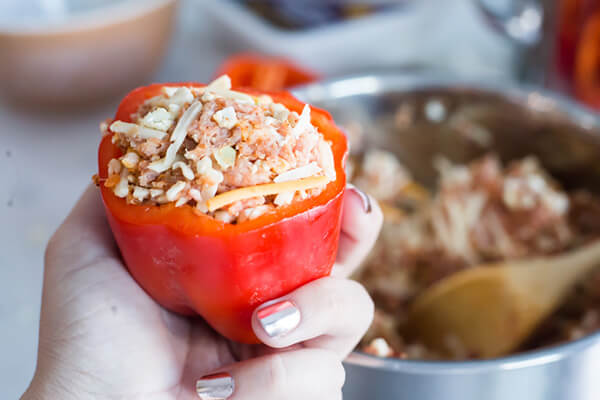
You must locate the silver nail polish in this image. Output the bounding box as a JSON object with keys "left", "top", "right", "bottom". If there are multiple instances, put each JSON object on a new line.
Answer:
{"left": 196, "top": 372, "right": 234, "bottom": 400}
{"left": 347, "top": 183, "right": 372, "bottom": 213}
{"left": 257, "top": 300, "right": 301, "bottom": 337}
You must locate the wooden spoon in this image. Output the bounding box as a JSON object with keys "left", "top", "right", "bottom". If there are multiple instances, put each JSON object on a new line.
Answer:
{"left": 406, "top": 241, "right": 600, "bottom": 359}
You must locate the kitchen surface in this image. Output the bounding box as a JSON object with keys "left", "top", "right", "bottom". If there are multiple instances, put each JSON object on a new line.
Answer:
{"left": 2, "top": 0, "right": 598, "bottom": 399}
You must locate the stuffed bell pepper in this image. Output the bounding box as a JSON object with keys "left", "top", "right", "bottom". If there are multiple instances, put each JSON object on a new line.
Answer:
{"left": 95, "top": 75, "right": 347, "bottom": 343}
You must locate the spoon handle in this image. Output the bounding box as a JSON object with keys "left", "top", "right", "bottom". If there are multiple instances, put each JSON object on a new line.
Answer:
{"left": 554, "top": 241, "right": 600, "bottom": 278}
{"left": 525, "top": 241, "right": 600, "bottom": 301}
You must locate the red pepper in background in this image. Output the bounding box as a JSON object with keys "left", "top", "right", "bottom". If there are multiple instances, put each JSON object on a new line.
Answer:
{"left": 98, "top": 83, "right": 347, "bottom": 343}
{"left": 215, "top": 54, "right": 320, "bottom": 91}
{"left": 574, "top": 13, "right": 600, "bottom": 108}
{"left": 556, "top": 0, "right": 600, "bottom": 109}
{"left": 556, "top": 0, "right": 585, "bottom": 81}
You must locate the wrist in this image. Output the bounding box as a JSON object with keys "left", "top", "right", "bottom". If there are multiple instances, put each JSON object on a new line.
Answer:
{"left": 21, "top": 380, "right": 69, "bottom": 400}
{"left": 21, "top": 386, "right": 46, "bottom": 400}
{"left": 20, "top": 388, "right": 38, "bottom": 400}
{"left": 21, "top": 369, "right": 84, "bottom": 400}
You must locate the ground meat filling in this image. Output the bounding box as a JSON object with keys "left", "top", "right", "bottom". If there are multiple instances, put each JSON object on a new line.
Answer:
{"left": 102, "top": 75, "right": 336, "bottom": 223}
{"left": 349, "top": 151, "right": 600, "bottom": 360}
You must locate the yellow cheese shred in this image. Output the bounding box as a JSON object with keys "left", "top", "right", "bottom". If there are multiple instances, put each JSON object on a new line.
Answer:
{"left": 206, "top": 175, "right": 329, "bottom": 212}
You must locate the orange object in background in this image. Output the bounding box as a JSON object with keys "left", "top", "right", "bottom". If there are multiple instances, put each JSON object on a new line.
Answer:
{"left": 557, "top": 0, "right": 600, "bottom": 109}
{"left": 215, "top": 54, "right": 320, "bottom": 91}
{"left": 575, "top": 13, "right": 600, "bottom": 108}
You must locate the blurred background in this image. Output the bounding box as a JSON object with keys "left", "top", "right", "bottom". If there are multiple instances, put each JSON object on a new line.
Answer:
{"left": 1, "top": 0, "right": 598, "bottom": 398}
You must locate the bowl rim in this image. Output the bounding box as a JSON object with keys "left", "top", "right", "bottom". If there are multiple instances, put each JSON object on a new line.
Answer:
{"left": 0, "top": 0, "right": 176, "bottom": 35}
{"left": 293, "top": 71, "right": 600, "bottom": 373}
{"left": 292, "top": 71, "right": 600, "bottom": 135}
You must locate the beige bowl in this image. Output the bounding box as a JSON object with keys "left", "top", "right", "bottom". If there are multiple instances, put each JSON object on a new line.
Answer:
{"left": 0, "top": 0, "right": 177, "bottom": 106}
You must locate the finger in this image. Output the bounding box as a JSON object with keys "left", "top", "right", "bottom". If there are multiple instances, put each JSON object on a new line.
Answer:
{"left": 45, "top": 184, "right": 117, "bottom": 272}
{"left": 252, "top": 277, "right": 374, "bottom": 358}
{"left": 227, "top": 340, "right": 305, "bottom": 362}
{"left": 193, "top": 349, "right": 344, "bottom": 400}
{"left": 333, "top": 184, "right": 383, "bottom": 278}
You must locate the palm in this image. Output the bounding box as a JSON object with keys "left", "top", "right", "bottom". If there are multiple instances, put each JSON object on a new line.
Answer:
{"left": 41, "top": 191, "right": 245, "bottom": 400}
{"left": 45, "top": 251, "right": 246, "bottom": 400}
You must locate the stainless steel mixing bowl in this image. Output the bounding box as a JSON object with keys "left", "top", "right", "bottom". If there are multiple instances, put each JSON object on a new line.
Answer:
{"left": 293, "top": 73, "right": 600, "bottom": 400}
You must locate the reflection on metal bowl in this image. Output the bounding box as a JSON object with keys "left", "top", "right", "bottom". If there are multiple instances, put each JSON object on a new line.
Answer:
{"left": 294, "top": 73, "right": 600, "bottom": 400}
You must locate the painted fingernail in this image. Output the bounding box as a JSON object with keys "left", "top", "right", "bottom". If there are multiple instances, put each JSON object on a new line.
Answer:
{"left": 256, "top": 300, "right": 301, "bottom": 337}
{"left": 196, "top": 372, "right": 234, "bottom": 400}
{"left": 347, "top": 184, "right": 372, "bottom": 213}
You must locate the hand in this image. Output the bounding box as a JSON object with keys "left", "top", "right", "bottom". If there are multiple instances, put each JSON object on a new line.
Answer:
{"left": 22, "top": 184, "right": 382, "bottom": 400}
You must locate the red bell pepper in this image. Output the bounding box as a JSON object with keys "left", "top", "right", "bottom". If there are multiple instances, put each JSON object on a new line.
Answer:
{"left": 97, "top": 83, "right": 347, "bottom": 343}
{"left": 215, "top": 54, "right": 319, "bottom": 91}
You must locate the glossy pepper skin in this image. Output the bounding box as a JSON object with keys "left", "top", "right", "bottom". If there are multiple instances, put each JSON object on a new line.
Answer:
{"left": 97, "top": 83, "right": 347, "bottom": 343}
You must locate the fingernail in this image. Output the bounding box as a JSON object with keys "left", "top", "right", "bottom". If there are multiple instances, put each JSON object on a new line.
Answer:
{"left": 196, "top": 372, "right": 234, "bottom": 400}
{"left": 347, "top": 184, "right": 372, "bottom": 213}
{"left": 256, "top": 300, "right": 301, "bottom": 337}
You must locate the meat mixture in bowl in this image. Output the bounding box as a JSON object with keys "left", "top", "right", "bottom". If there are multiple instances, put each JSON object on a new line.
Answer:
{"left": 97, "top": 75, "right": 336, "bottom": 224}
{"left": 350, "top": 150, "right": 600, "bottom": 360}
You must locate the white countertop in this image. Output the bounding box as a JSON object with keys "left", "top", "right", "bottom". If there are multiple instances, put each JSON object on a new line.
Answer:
{"left": 0, "top": 0, "right": 515, "bottom": 397}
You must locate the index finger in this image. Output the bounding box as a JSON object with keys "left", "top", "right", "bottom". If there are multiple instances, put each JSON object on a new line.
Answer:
{"left": 251, "top": 277, "right": 374, "bottom": 358}
{"left": 333, "top": 185, "right": 383, "bottom": 278}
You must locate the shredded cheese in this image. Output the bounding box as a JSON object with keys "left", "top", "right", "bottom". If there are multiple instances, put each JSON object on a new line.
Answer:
{"left": 206, "top": 176, "right": 329, "bottom": 212}
{"left": 114, "top": 170, "right": 130, "bottom": 198}
{"left": 148, "top": 101, "right": 203, "bottom": 173}
{"left": 318, "top": 140, "right": 336, "bottom": 181}
{"left": 108, "top": 158, "right": 121, "bottom": 175}
{"left": 213, "top": 106, "right": 238, "bottom": 129}
{"left": 214, "top": 211, "right": 234, "bottom": 223}
{"left": 173, "top": 161, "right": 195, "bottom": 180}
{"left": 271, "top": 103, "right": 289, "bottom": 121}
{"left": 163, "top": 86, "right": 178, "bottom": 97}
{"left": 274, "top": 162, "right": 322, "bottom": 183}
{"left": 202, "top": 169, "right": 223, "bottom": 195}
{"left": 175, "top": 196, "right": 189, "bottom": 207}
{"left": 188, "top": 188, "right": 202, "bottom": 201}
{"left": 221, "top": 90, "right": 255, "bottom": 104}
{"left": 196, "top": 157, "right": 212, "bottom": 174}
{"left": 203, "top": 75, "right": 254, "bottom": 104}
{"left": 141, "top": 107, "right": 174, "bottom": 131}
{"left": 292, "top": 104, "right": 311, "bottom": 137}
{"left": 150, "top": 188, "right": 164, "bottom": 198}
{"left": 257, "top": 95, "right": 273, "bottom": 106}
{"left": 168, "top": 104, "right": 181, "bottom": 116}
{"left": 206, "top": 75, "right": 232, "bottom": 92}
{"left": 133, "top": 186, "right": 150, "bottom": 201}
{"left": 166, "top": 181, "right": 186, "bottom": 201}
{"left": 239, "top": 205, "right": 270, "bottom": 222}
{"left": 110, "top": 121, "right": 167, "bottom": 140}
{"left": 106, "top": 74, "right": 337, "bottom": 223}
{"left": 214, "top": 146, "right": 237, "bottom": 169}
{"left": 121, "top": 152, "right": 140, "bottom": 169}
{"left": 169, "top": 87, "right": 194, "bottom": 106}
{"left": 274, "top": 191, "right": 295, "bottom": 206}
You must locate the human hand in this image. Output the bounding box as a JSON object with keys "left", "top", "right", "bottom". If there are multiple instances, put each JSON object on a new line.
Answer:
{"left": 22, "top": 184, "right": 382, "bottom": 400}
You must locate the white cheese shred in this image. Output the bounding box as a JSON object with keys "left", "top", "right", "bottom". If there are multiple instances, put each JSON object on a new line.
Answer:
{"left": 173, "top": 161, "right": 195, "bottom": 180}
{"left": 274, "top": 162, "right": 322, "bottom": 183}
{"left": 292, "top": 104, "right": 311, "bottom": 137}
{"left": 166, "top": 181, "right": 186, "bottom": 201}
{"left": 148, "top": 101, "right": 203, "bottom": 173}
{"left": 110, "top": 121, "right": 167, "bottom": 140}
